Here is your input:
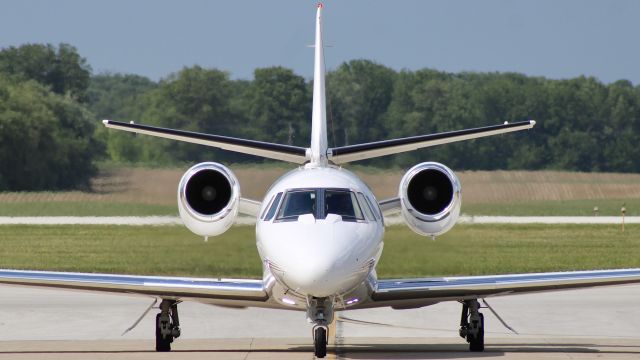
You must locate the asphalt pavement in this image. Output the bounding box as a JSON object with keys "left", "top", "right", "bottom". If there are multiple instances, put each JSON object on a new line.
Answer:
{"left": 1, "top": 284, "right": 640, "bottom": 359}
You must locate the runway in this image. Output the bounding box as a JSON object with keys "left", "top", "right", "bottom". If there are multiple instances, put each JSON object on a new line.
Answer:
{"left": 1, "top": 285, "right": 640, "bottom": 359}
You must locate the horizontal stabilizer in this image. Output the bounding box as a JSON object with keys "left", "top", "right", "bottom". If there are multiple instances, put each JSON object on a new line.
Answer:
{"left": 103, "top": 120, "right": 308, "bottom": 164}
{"left": 329, "top": 120, "right": 536, "bottom": 164}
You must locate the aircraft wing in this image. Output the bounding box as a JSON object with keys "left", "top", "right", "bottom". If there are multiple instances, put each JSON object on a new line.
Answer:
{"left": 329, "top": 120, "right": 535, "bottom": 164}
{"left": 102, "top": 120, "right": 308, "bottom": 164}
{"left": 239, "top": 198, "right": 261, "bottom": 217}
{"left": 367, "top": 269, "right": 640, "bottom": 309}
{"left": 378, "top": 197, "right": 400, "bottom": 216}
{"left": 0, "top": 269, "right": 272, "bottom": 308}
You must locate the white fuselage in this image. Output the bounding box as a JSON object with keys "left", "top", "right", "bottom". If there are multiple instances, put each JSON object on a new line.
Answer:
{"left": 256, "top": 164, "right": 384, "bottom": 308}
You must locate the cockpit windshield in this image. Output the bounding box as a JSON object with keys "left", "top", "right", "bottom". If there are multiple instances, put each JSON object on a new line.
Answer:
{"left": 324, "top": 190, "right": 363, "bottom": 220}
{"left": 277, "top": 190, "right": 316, "bottom": 220}
{"left": 275, "top": 188, "right": 367, "bottom": 222}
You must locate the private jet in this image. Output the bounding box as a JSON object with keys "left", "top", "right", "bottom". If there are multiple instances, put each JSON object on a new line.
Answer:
{"left": 3, "top": 4, "right": 640, "bottom": 358}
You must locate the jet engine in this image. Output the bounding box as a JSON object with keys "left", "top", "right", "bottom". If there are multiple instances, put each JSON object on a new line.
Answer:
{"left": 177, "top": 162, "right": 240, "bottom": 238}
{"left": 399, "top": 162, "right": 461, "bottom": 237}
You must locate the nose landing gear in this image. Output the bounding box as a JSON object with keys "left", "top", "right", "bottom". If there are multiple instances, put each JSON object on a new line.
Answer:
{"left": 155, "top": 299, "right": 181, "bottom": 352}
{"left": 307, "top": 297, "right": 334, "bottom": 358}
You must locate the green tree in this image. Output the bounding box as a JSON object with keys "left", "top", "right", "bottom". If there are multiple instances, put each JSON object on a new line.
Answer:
{"left": 244, "top": 67, "right": 310, "bottom": 146}
{"left": 88, "top": 73, "right": 157, "bottom": 120}
{"left": 136, "top": 66, "right": 241, "bottom": 164}
{"left": 88, "top": 73, "right": 158, "bottom": 163}
{"left": 326, "top": 60, "right": 396, "bottom": 147}
{"left": 0, "top": 43, "right": 91, "bottom": 102}
{"left": 0, "top": 75, "right": 100, "bottom": 190}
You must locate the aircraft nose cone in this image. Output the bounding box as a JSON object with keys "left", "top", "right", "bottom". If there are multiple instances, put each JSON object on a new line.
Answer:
{"left": 262, "top": 220, "right": 375, "bottom": 298}
{"left": 284, "top": 256, "right": 338, "bottom": 297}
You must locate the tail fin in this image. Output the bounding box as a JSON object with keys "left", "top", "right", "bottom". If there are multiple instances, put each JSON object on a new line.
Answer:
{"left": 310, "top": 3, "right": 328, "bottom": 166}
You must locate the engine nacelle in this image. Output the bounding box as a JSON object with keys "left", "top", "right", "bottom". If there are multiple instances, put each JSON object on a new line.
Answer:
{"left": 399, "top": 162, "right": 461, "bottom": 237}
{"left": 177, "top": 162, "right": 240, "bottom": 238}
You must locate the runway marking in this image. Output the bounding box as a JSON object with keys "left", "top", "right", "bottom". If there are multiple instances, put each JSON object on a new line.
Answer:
{"left": 327, "top": 316, "right": 343, "bottom": 360}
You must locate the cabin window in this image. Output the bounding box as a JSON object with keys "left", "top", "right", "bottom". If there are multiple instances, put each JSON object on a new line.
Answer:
{"left": 277, "top": 190, "right": 317, "bottom": 220}
{"left": 263, "top": 192, "right": 283, "bottom": 221}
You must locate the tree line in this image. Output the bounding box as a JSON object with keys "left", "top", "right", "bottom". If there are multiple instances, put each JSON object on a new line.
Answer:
{"left": 1, "top": 43, "right": 639, "bottom": 191}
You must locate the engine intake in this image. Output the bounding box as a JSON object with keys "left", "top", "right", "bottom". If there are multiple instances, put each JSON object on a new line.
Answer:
{"left": 399, "top": 162, "right": 461, "bottom": 237}
{"left": 178, "top": 162, "right": 240, "bottom": 237}
{"left": 185, "top": 169, "right": 232, "bottom": 215}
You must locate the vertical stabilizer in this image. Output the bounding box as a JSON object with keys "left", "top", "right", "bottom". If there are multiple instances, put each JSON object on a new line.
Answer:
{"left": 310, "top": 3, "right": 328, "bottom": 166}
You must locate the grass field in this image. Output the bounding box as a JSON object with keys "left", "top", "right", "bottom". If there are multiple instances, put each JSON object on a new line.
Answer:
{"left": 0, "top": 224, "right": 637, "bottom": 278}
{"left": 463, "top": 199, "right": 640, "bottom": 216}
{"left": 2, "top": 167, "right": 639, "bottom": 278}
{"left": 0, "top": 202, "right": 176, "bottom": 216}
{"left": 0, "top": 199, "right": 636, "bottom": 217}
{"left": 1, "top": 167, "right": 639, "bottom": 216}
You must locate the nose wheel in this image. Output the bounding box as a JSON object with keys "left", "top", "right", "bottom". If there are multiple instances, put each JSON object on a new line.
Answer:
{"left": 313, "top": 325, "right": 328, "bottom": 358}
{"left": 307, "top": 297, "right": 333, "bottom": 358}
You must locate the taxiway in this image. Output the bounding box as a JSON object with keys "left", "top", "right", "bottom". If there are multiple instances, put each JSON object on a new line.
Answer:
{"left": 1, "top": 284, "right": 640, "bottom": 359}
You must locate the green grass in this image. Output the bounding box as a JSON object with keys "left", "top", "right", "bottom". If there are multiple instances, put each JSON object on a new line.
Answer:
{"left": 1, "top": 198, "right": 637, "bottom": 216}
{"left": 0, "top": 225, "right": 260, "bottom": 277}
{"left": 0, "top": 224, "right": 637, "bottom": 278}
{"left": 378, "top": 224, "right": 639, "bottom": 277}
{"left": 462, "top": 199, "right": 640, "bottom": 216}
{"left": 0, "top": 202, "right": 176, "bottom": 216}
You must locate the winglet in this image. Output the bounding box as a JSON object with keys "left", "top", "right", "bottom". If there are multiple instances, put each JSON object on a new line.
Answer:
{"left": 310, "top": 3, "right": 328, "bottom": 166}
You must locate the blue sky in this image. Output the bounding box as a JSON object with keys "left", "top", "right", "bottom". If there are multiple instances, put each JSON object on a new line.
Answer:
{"left": 2, "top": 0, "right": 639, "bottom": 84}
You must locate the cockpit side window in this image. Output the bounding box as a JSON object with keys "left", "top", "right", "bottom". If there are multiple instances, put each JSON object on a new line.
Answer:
{"left": 357, "top": 192, "right": 376, "bottom": 221}
{"left": 276, "top": 190, "right": 317, "bottom": 220}
{"left": 366, "top": 195, "right": 382, "bottom": 220}
{"left": 263, "top": 192, "right": 283, "bottom": 221}
{"left": 261, "top": 195, "right": 275, "bottom": 219}
{"left": 324, "top": 190, "right": 364, "bottom": 221}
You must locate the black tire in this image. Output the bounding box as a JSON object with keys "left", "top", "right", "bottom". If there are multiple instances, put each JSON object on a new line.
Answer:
{"left": 314, "top": 326, "right": 327, "bottom": 358}
{"left": 469, "top": 313, "right": 485, "bottom": 352}
{"left": 155, "top": 313, "right": 172, "bottom": 352}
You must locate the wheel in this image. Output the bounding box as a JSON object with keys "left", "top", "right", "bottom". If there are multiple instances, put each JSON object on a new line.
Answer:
{"left": 468, "top": 313, "right": 484, "bottom": 352}
{"left": 155, "top": 313, "right": 172, "bottom": 352}
{"left": 314, "top": 326, "right": 327, "bottom": 358}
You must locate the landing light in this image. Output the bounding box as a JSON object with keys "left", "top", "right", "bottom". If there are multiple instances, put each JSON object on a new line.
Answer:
{"left": 346, "top": 298, "right": 359, "bottom": 305}
{"left": 282, "top": 297, "right": 296, "bottom": 305}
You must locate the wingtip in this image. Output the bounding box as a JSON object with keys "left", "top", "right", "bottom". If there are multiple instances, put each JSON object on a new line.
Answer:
{"left": 102, "top": 119, "right": 110, "bottom": 125}
{"left": 530, "top": 120, "right": 537, "bottom": 127}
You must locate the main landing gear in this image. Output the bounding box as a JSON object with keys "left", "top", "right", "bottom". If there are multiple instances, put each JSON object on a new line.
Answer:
{"left": 307, "top": 297, "right": 333, "bottom": 358}
{"left": 155, "top": 299, "right": 181, "bottom": 352}
{"left": 459, "top": 299, "right": 485, "bottom": 352}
